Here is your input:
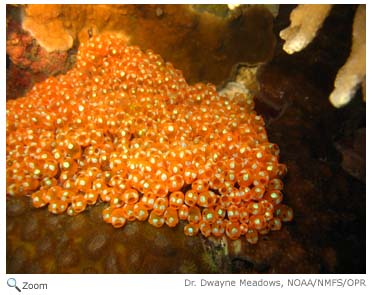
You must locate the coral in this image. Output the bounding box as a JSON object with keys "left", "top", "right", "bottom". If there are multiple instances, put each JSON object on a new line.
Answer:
{"left": 279, "top": 4, "right": 333, "bottom": 54}
{"left": 6, "top": 10, "right": 71, "bottom": 99}
{"left": 329, "top": 5, "right": 366, "bottom": 108}
{"left": 22, "top": 4, "right": 75, "bottom": 52}
{"left": 6, "top": 34, "right": 292, "bottom": 245}
{"left": 280, "top": 4, "right": 366, "bottom": 108}
{"left": 7, "top": 19, "right": 69, "bottom": 75}
{"left": 19, "top": 4, "right": 275, "bottom": 85}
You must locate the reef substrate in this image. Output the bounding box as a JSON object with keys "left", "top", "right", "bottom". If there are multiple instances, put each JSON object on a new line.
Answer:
{"left": 6, "top": 34, "right": 293, "bottom": 244}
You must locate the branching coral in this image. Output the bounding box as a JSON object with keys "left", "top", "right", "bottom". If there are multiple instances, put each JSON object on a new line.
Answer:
{"left": 329, "top": 5, "right": 366, "bottom": 108}
{"left": 280, "top": 4, "right": 366, "bottom": 108}
{"left": 279, "top": 4, "right": 332, "bottom": 55}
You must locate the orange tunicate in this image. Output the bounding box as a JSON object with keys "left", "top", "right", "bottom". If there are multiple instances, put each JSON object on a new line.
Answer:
{"left": 268, "top": 178, "right": 284, "bottom": 190}
{"left": 218, "top": 195, "right": 232, "bottom": 209}
{"left": 169, "top": 191, "right": 184, "bottom": 209}
{"left": 75, "top": 174, "right": 92, "bottom": 192}
{"left": 48, "top": 199, "right": 68, "bottom": 214}
{"left": 71, "top": 195, "right": 87, "bottom": 213}
{"left": 139, "top": 191, "right": 156, "bottom": 210}
{"left": 41, "top": 159, "right": 59, "bottom": 177}
{"left": 164, "top": 207, "right": 179, "bottom": 227}
{"left": 211, "top": 219, "right": 226, "bottom": 237}
{"left": 110, "top": 193, "right": 126, "bottom": 208}
{"left": 199, "top": 221, "right": 212, "bottom": 237}
{"left": 62, "top": 178, "right": 77, "bottom": 192}
{"left": 60, "top": 189, "right": 75, "bottom": 203}
{"left": 123, "top": 188, "right": 139, "bottom": 205}
{"left": 6, "top": 33, "right": 292, "bottom": 244}
{"left": 150, "top": 180, "right": 168, "bottom": 198}
{"left": 148, "top": 210, "right": 165, "bottom": 228}
{"left": 264, "top": 189, "right": 283, "bottom": 205}
{"left": 227, "top": 205, "right": 240, "bottom": 222}
{"left": 209, "top": 174, "right": 224, "bottom": 190}
{"left": 191, "top": 179, "right": 209, "bottom": 193}
{"left": 153, "top": 197, "right": 168, "bottom": 215}
{"left": 183, "top": 166, "right": 198, "bottom": 184}
{"left": 40, "top": 177, "right": 58, "bottom": 189}
{"left": 84, "top": 189, "right": 99, "bottom": 205}
{"left": 237, "top": 169, "right": 253, "bottom": 187}
{"left": 202, "top": 208, "right": 216, "bottom": 224}
{"left": 133, "top": 203, "right": 149, "bottom": 221}
{"left": 31, "top": 189, "right": 48, "bottom": 208}
{"left": 167, "top": 174, "right": 184, "bottom": 192}
{"left": 184, "top": 223, "right": 199, "bottom": 236}
{"left": 123, "top": 204, "right": 136, "bottom": 221}
{"left": 178, "top": 204, "right": 189, "bottom": 220}
{"left": 239, "top": 207, "right": 250, "bottom": 224}
{"left": 188, "top": 206, "right": 202, "bottom": 224}
{"left": 184, "top": 189, "right": 198, "bottom": 207}
{"left": 59, "top": 157, "right": 78, "bottom": 175}
{"left": 42, "top": 185, "right": 62, "bottom": 203}
{"left": 225, "top": 221, "right": 241, "bottom": 240}
{"left": 102, "top": 207, "right": 113, "bottom": 223}
{"left": 275, "top": 204, "right": 294, "bottom": 222}
{"left": 240, "top": 222, "right": 249, "bottom": 235}
{"left": 270, "top": 217, "right": 282, "bottom": 231}
{"left": 245, "top": 228, "right": 259, "bottom": 244}
{"left": 197, "top": 190, "right": 216, "bottom": 208}
{"left": 63, "top": 137, "right": 82, "bottom": 159}
{"left": 110, "top": 208, "right": 126, "bottom": 228}
{"left": 247, "top": 202, "right": 264, "bottom": 215}
{"left": 250, "top": 185, "right": 266, "bottom": 200}
{"left": 214, "top": 205, "right": 226, "bottom": 220}
{"left": 250, "top": 215, "right": 267, "bottom": 231}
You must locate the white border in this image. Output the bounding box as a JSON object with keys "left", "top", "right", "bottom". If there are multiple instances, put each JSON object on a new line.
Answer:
{"left": 2, "top": 1, "right": 370, "bottom": 295}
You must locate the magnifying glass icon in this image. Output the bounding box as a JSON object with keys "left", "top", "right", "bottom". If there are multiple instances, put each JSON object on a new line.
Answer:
{"left": 7, "top": 278, "right": 21, "bottom": 292}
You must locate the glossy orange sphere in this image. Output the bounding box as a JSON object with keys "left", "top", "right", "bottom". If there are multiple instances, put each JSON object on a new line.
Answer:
{"left": 6, "top": 33, "right": 293, "bottom": 243}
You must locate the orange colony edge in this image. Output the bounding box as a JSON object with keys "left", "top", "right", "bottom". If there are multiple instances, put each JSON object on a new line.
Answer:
{"left": 6, "top": 33, "right": 293, "bottom": 244}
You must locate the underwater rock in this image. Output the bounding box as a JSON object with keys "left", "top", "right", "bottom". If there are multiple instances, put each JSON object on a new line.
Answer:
{"left": 218, "top": 63, "right": 260, "bottom": 109}
{"left": 121, "top": 220, "right": 141, "bottom": 237}
{"left": 7, "top": 23, "right": 69, "bottom": 73}
{"left": 82, "top": 267, "right": 99, "bottom": 274}
{"left": 86, "top": 232, "right": 109, "bottom": 259}
{"left": 57, "top": 246, "right": 80, "bottom": 268}
{"left": 36, "top": 236, "right": 56, "bottom": 256}
{"left": 6, "top": 7, "right": 71, "bottom": 99}
{"left": 335, "top": 127, "right": 365, "bottom": 182}
{"left": 65, "top": 213, "right": 88, "bottom": 235}
{"left": 20, "top": 4, "right": 275, "bottom": 85}
{"left": 43, "top": 213, "right": 66, "bottom": 232}
{"left": 21, "top": 215, "right": 40, "bottom": 241}
{"left": 8, "top": 246, "right": 30, "bottom": 273}
{"left": 104, "top": 251, "right": 120, "bottom": 273}
{"left": 6, "top": 198, "right": 27, "bottom": 217}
